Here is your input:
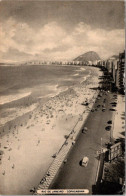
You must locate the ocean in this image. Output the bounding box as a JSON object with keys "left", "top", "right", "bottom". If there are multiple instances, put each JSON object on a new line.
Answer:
{"left": 0, "top": 64, "right": 90, "bottom": 126}
{"left": 0, "top": 64, "right": 90, "bottom": 104}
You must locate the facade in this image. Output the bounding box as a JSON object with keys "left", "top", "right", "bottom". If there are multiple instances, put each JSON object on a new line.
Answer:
{"left": 100, "top": 51, "right": 125, "bottom": 94}
{"left": 112, "top": 59, "right": 119, "bottom": 83}
{"left": 117, "top": 51, "right": 125, "bottom": 93}
{"left": 106, "top": 60, "right": 113, "bottom": 74}
{"left": 115, "top": 68, "right": 120, "bottom": 89}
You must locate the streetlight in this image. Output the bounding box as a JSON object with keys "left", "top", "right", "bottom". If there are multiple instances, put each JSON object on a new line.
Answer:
{"left": 101, "top": 137, "right": 103, "bottom": 153}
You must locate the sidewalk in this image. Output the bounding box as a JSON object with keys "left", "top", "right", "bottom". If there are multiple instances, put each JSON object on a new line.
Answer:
{"left": 113, "top": 94, "right": 125, "bottom": 139}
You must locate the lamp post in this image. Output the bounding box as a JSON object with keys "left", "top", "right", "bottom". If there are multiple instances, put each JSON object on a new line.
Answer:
{"left": 101, "top": 137, "right": 103, "bottom": 153}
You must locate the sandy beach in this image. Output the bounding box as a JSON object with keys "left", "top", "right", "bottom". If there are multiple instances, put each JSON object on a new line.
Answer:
{"left": 0, "top": 66, "right": 102, "bottom": 195}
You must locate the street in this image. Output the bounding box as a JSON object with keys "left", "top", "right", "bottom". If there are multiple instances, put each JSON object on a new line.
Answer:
{"left": 49, "top": 91, "right": 114, "bottom": 194}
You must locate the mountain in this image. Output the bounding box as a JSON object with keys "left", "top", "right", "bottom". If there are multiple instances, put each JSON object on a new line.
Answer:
{"left": 74, "top": 51, "right": 100, "bottom": 62}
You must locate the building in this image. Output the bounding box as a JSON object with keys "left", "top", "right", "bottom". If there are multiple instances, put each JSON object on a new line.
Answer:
{"left": 117, "top": 51, "right": 125, "bottom": 93}
{"left": 106, "top": 60, "right": 113, "bottom": 74}
{"left": 112, "top": 59, "right": 119, "bottom": 83}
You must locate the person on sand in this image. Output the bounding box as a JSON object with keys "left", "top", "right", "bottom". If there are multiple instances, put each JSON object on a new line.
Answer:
{"left": 2, "top": 170, "right": 5, "bottom": 175}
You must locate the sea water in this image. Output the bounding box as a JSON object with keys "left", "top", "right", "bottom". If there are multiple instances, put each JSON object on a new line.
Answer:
{"left": 0, "top": 64, "right": 89, "bottom": 105}
{"left": 0, "top": 64, "right": 90, "bottom": 125}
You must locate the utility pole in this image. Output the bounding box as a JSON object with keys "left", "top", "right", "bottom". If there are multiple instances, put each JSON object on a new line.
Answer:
{"left": 101, "top": 137, "right": 102, "bottom": 153}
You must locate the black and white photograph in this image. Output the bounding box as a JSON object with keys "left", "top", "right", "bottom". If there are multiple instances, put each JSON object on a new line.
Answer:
{"left": 0, "top": 0, "right": 125, "bottom": 195}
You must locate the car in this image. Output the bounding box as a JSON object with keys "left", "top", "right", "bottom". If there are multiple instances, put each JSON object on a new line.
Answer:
{"left": 107, "top": 120, "right": 112, "bottom": 124}
{"left": 109, "top": 108, "right": 116, "bottom": 111}
{"left": 103, "top": 99, "right": 106, "bottom": 103}
{"left": 105, "top": 126, "right": 111, "bottom": 131}
{"left": 112, "top": 104, "right": 116, "bottom": 107}
{"left": 81, "top": 156, "right": 89, "bottom": 167}
{"left": 30, "top": 188, "right": 35, "bottom": 193}
{"left": 102, "top": 108, "right": 106, "bottom": 112}
{"left": 111, "top": 102, "right": 117, "bottom": 105}
{"left": 82, "top": 127, "right": 88, "bottom": 133}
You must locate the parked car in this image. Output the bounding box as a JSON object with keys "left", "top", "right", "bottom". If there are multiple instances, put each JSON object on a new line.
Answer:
{"left": 109, "top": 108, "right": 116, "bottom": 111}
{"left": 103, "top": 99, "right": 106, "bottom": 103}
{"left": 112, "top": 104, "right": 116, "bottom": 107}
{"left": 111, "top": 102, "right": 117, "bottom": 105}
{"left": 102, "top": 108, "right": 106, "bottom": 112}
{"left": 105, "top": 126, "right": 111, "bottom": 131}
{"left": 107, "top": 120, "right": 112, "bottom": 124}
{"left": 81, "top": 156, "right": 89, "bottom": 167}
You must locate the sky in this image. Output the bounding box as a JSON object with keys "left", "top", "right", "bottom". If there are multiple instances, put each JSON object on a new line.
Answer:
{"left": 0, "top": 0, "right": 125, "bottom": 62}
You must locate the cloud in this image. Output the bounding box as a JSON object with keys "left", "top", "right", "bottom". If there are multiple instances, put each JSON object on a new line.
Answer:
{"left": 0, "top": 19, "right": 125, "bottom": 62}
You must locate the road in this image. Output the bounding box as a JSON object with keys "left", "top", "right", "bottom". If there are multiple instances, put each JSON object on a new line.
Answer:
{"left": 49, "top": 91, "right": 115, "bottom": 194}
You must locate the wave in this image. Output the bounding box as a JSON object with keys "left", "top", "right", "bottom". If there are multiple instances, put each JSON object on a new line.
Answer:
{"left": 78, "top": 67, "right": 85, "bottom": 71}
{"left": 0, "top": 92, "right": 31, "bottom": 105}
{"left": 73, "top": 73, "right": 79, "bottom": 76}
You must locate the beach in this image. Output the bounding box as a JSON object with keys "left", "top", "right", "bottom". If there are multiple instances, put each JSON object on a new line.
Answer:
{"left": 0, "top": 65, "right": 102, "bottom": 194}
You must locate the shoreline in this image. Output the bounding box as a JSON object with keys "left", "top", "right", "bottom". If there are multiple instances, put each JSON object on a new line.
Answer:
{"left": 0, "top": 66, "right": 102, "bottom": 195}
{"left": 0, "top": 67, "right": 91, "bottom": 134}
{"left": 0, "top": 66, "right": 88, "bottom": 129}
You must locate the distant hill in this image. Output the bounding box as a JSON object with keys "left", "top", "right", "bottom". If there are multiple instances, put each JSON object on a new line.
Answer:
{"left": 74, "top": 51, "right": 100, "bottom": 62}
